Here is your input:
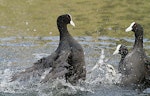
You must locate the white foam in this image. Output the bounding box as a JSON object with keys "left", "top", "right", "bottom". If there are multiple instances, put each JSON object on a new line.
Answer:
{"left": 32, "top": 53, "right": 50, "bottom": 59}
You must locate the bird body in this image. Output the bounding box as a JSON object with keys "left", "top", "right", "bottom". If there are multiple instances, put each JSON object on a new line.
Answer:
{"left": 11, "top": 14, "right": 86, "bottom": 85}
{"left": 121, "top": 22, "right": 148, "bottom": 86}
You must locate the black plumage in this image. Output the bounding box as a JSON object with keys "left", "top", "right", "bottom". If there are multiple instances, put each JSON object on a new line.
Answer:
{"left": 113, "top": 44, "right": 128, "bottom": 73}
{"left": 11, "top": 14, "right": 86, "bottom": 84}
{"left": 121, "top": 22, "right": 150, "bottom": 86}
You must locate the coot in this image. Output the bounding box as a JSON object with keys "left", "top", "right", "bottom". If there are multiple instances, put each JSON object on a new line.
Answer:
{"left": 113, "top": 44, "right": 128, "bottom": 73}
{"left": 11, "top": 14, "right": 86, "bottom": 85}
{"left": 121, "top": 22, "right": 149, "bottom": 86}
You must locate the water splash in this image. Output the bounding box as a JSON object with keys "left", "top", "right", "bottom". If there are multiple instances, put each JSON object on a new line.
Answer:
{"left": 0, "top": 49, "right": 120, "bottom": 96}
{"left": 0, "top": 67, "right": 93, "bottom": 96}
{"left": 32, "top": 53, "right": 50, "bottom": 59}
{"left": 87, "top": 48, "right": 121, "bottom": 85}
{"left": 0, "top": 68, "right": 20, "bottom": 93}
{"left": 0, "top": 49, "right": 124, "bottom": 96}
{"left": 0, "top": 36, "right": 149, "bottom": 96}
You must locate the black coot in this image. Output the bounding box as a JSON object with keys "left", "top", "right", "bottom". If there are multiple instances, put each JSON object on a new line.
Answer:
{"left": 113, "top": 44, "right": 128, "bottom": 73}
{"left": 121, "top": 22, "right": 149, "bottom": 86}
{"left": 11, "top": 14, "right": 86, "bottom": 85}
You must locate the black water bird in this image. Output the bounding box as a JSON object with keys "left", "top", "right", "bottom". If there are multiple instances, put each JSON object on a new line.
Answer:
{"left": 11, "top": 14, "right": 86, "bottom": 84}
{"left": 120, "top": 22, "right": 150, "bottom": 86}
{"left": 113, "top": 44, "right": 128, "bottom": 73}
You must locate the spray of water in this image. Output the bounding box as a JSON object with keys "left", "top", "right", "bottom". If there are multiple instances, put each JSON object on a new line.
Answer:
{"left": 0, "top": 49, "right": 124, "bottom": 96}
{"left": 87, "top": 49, "right": 121, "bottom": 85}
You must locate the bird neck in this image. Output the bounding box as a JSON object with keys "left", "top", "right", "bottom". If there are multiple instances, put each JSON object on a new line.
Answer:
{"left": 57, "top": 23, "right": 71, "bottom": 40}
{"left": 133, "top": 32, "right": 143, "bottom": 49}
{"left": 121, "top": 55, "right": 126, "bottom": 62}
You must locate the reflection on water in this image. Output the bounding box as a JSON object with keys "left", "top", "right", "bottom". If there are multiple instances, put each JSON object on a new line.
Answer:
{"left": 0, "top": 36, "right": 150, "bottom": 96}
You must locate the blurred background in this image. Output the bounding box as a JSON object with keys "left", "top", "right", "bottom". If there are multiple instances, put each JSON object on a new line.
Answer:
{"left": 0, "top": 0, "right": 150, "bottom": 37}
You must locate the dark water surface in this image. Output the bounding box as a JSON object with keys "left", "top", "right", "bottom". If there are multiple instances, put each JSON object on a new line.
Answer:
{"left": 0, "top": 36, "right": 149, "bottom": 96}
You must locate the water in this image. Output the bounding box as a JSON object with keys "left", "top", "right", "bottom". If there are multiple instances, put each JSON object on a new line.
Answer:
{"left": 0, "top": 36, "right": 149, "bottom": 96}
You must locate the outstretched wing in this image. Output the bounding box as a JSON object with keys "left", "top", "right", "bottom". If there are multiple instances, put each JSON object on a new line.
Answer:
{"left": 10, "top": 52, "right": 58, "bottom": 82}
{"left": 10, "top": 66, "right": 35, "bottom": 82}
{"left": 41, "top": 50, "right": 71, "bottom": 83}
{"left": 34, "top": 52, "right": 58, "bottom": 69}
